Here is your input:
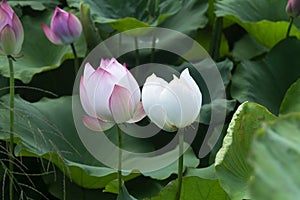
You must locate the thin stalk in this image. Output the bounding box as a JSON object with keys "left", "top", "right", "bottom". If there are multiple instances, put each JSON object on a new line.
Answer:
{"left": 8, "top": 56, "right": 14, "bottom": 200}
{"left": 151, "top": 34, "right": 156, "bottom": 62}
{"left": 134, "top": 37, "right": 140, "bottom": 66}
{"left": 117, "top": 126, "right": 123, "bottom": 193}
{"left": 209, "top": 17, "right": 223, "bottom": 61}
{"left": 286, "top": 17, "right": 294, "bottom": 38}
{"left": 70, "top": 43, "right": 79, "bottom": 74}
{"left": 175, "top": 132, "right": 184, "bottom": 200}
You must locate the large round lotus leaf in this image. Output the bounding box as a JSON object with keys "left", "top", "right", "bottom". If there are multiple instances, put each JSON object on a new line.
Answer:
{"left": 249, "top": 114, "right": 300, "bottom": 200}
{"left": 215, "top": 0, "right": 300, "bottom": 48}
{"left": 67, "top": 0, "right": 208, "bottom": 35}
{"left": 215, "top": 102, "right": 276, "bottom": 200}
{"left": 0, "top": 95, "right": 148, "bottom": 189}
{"left": 231, "top": 38, "right": 300, "bottom": 115}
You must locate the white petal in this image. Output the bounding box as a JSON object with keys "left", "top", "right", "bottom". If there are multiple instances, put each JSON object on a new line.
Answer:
{"left": 147, "top": 104, "right": 177, "bottom": 132}
{"left": 180, "top": 68, "right": 202, "bottom": 110}
{"left": 142, "top": 74, "right": 168, "bottom": 114}
{"left": 160, "top": 77, "right": 199, "bottom": 128}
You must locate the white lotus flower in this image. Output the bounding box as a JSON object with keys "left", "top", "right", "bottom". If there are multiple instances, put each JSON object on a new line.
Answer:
{"left": 142, "top": 68, "right": 202, "bottom": 132}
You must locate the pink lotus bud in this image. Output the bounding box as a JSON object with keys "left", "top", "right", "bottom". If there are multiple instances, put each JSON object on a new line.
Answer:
{"left": 142, "top": 69, "right": 202, "bottom": 132}
{"left": 80, "top": 58, "right": 145, "bottom": 131}
{"left": 42, "top": 7, "right": 82, "bottom": 45}
{"left": 286, "top": 0, "right": 300, "bottom": 17}
{"left": 0, "top": 0, "right": 24, "bottom": 55}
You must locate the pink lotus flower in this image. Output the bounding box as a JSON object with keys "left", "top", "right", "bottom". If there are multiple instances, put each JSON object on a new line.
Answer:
{"left": 80, "top": 58, "right": 145, "bottom": 131}
{"left": 142, "top": 69, "right": 202, "bottom": 132}
{"left": 286, "top": 0, "right": 300, "bottom": 17}
{"left": 42, "top": 7, "right": 82, "bottom": 45}
{"left": 0, "top": 0, "right": 24, "bottom": 55}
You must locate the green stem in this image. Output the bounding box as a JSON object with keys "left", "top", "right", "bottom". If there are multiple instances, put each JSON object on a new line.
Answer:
{"left": 151, "top": 34, "right": 156, "bottom": 62}
{"left": 117, "top": 126, "right": 123, "bottom": 193}
{"left": 8, "top": 56, "right": 14, "bottom": 200}
{"left": 209, "top": 17, "right": 223, "bottom": 61}
{"left": 134, "top": 37, "right": 140, "bottom": 66}
{"left": 70, "top": 43, "right": 79, "bottom": 74}
{"left": 175, "top": 132, "right": 184, "bottom": 200}
{"left": 286, "top": 17, "right": 294, "bottom": 38}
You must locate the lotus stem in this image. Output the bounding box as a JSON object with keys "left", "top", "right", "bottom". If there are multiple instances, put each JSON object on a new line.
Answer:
{"left": 134, "top": 37, "right": 140, "bottom": 66}
{"left": 117, "top": 126, "right": 123, "bottom": 193}
{"left": 175, "top": 131, "right": 184, "bottom": 200}
{"left": 8, "top": 55, "right": 15, "bottom": 200}
{"left": 209, "top": 17, "right": 223, "bottom": 61}
{"left": 70, "top": 43, "right": 79, "bottom": 74}
{"left": 286, "top": 16, "right": 294, "bottom": 38}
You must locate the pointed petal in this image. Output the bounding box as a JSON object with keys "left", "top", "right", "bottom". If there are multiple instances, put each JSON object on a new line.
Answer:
{"left": 67, "top": 13, "right": 82, "bottom": 40}
{"left": 11, "top": 14, "right": 23, "bottom": 54}
{"left": 142, "top": 73, "right": 168, "bottom": 114}
{"left": 83, "top": 62, "right": 95, "bottom": 84}
{"left": 109, "top": 85, "right": 134, "bottom": 123}
{"left": 82, "top": 115, "right": 115, "bottom": 131}
{"left": 100, "top": 58, "right": 115, "bottom": 68}
{"left": 0, "top": 7, "right": 10, "bottom": 31}
{"left": 79, "top": 77, "right": 95, "bottom": 117}
{"left": 103, "top": 58, "right": 127, "bottom": 78}
{"left": 180, "top": 68, "right": 202, "bottom": 110}
{"left": 160, "top": 77, "right": 199, "bottom": 128}
{"left": 0, "top": 25, "right": 16, "bottom": 55}
{"left": 88, "top": 68, "right": 116, "bottom": 121}
{"left": 51, "top": 7, "right": 73, "bottom": 44}
{"left": 127, "top": 102, "right": 146, "bottom": 123}
{"left": 0, "top": 0, "right": 14, "bottom": 18}
{"left": 42, "top": 23, "right": 63, "bottom": 45}
{"left": 117, "top": 72, "right": 141, "bottom": 108}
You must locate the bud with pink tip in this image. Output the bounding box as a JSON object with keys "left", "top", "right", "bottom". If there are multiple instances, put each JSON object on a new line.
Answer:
{"left": 286, "top": 0, "right": 300, "bottom": 17}
{"left": 42, "top": 7, "right": 82, "bottom": 45}
{"left": 0, "top": 0, "right": 24, "bottom": 55}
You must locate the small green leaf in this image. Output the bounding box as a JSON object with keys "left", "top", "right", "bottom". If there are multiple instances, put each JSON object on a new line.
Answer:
{"left": 232, "top": 34, "right": 269, "bottom": 61}
{"left": 117, "top": 185, "right": 137, "bottom": 200}
{"left": 148, "top": 176, "right": 230, "bottom": 200}
{"left": 200, "top": 99, "right": 236, "bottom": 125}
{"left": 9, "top": 0, "right": 59, "bottom": 11}
{"left": 185, "top": 164, "right": 216, "bottom": 180}
{"left": 280, "top": 79, "right": 300, "bottom": 115}
{"left": 143, "top": 147, "right": 199, "bottom": 180}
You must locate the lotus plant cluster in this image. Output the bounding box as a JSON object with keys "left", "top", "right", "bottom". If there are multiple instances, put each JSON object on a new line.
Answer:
{"left": 0, "top": 2, "right": 82, "bottom": 199}
{"left": 79, "top": 58, "right": 202, "bottom": 198}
